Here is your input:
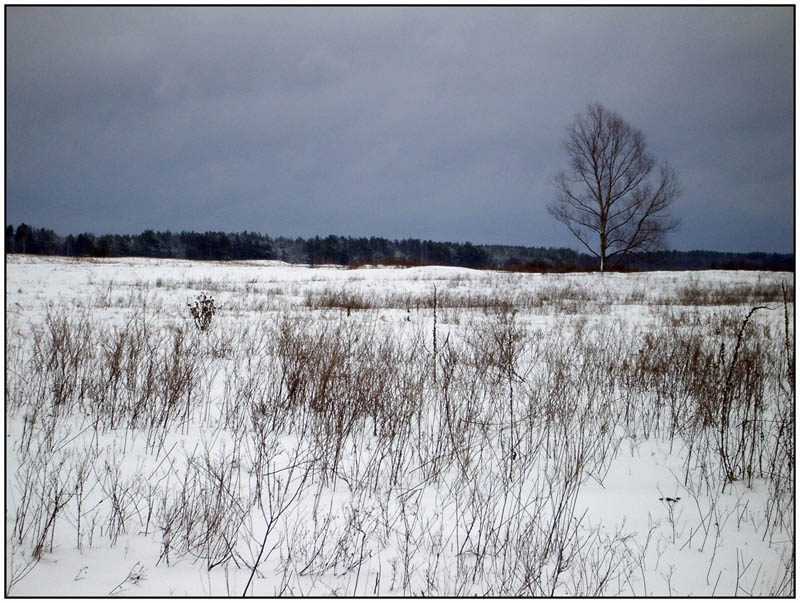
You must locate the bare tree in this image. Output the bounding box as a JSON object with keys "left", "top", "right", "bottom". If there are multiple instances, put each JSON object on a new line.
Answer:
{"left": 549, "top": 103, "right": 680, "bottom": 272}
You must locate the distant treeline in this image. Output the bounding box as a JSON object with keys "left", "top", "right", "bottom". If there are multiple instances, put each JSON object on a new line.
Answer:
{"left": 5, "top": 224, "right": 794, "bottom": 272}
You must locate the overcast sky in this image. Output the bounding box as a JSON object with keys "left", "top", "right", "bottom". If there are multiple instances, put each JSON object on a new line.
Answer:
{"left": 6, "top": 6, "right": 795, "bottom": 253}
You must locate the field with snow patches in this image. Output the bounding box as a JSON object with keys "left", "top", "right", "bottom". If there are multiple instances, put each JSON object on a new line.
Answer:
{"left": 5, "top": 255, "right": 794, "bottom": 596}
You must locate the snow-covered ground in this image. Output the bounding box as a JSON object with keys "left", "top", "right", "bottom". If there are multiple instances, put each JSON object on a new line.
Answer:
{"left": 5, "top": 255, "right": 794, "bottom": 596}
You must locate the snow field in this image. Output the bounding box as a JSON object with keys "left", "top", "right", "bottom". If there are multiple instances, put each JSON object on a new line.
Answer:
{"left": 5, "top": 255, "right": 794, "bottom": 596}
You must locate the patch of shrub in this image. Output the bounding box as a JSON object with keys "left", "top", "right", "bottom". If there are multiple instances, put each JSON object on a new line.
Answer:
{"left": 188, "top": 293, "right": 216, "bottom": 331}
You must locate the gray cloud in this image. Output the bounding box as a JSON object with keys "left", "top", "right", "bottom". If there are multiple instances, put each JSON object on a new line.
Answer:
{"left": 6, "top": 6, "right": 794, "bottom": 252}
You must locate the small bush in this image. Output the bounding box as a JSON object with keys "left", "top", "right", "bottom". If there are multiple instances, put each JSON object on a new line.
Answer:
{"left": 188, "top": 293, "right": 216, "bottom": 332}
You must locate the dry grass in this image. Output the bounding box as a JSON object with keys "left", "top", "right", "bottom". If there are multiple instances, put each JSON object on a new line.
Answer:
{"left": 5, "top": 268, "right": 794, "bottom": 596}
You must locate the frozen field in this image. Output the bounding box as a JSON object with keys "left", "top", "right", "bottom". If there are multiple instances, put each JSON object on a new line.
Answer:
{"left": 5, "top": 255, "right": 795, "bottom": 596}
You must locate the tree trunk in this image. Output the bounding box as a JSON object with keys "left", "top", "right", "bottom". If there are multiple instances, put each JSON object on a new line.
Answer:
{"left": 600, "top": 232, "right": 606, "bottom": 273}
